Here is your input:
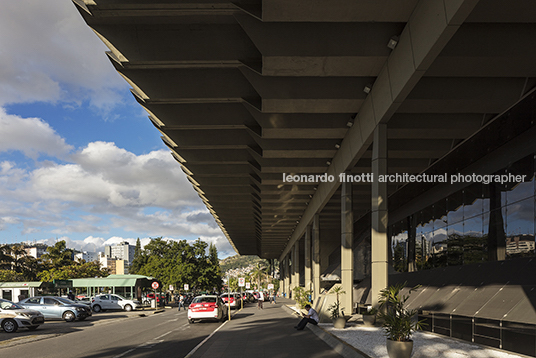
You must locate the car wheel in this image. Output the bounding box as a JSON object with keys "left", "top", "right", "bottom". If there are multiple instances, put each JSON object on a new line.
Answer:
{"left": 63, "top": 311, "right": 76, "bottom": 322}
{"left": 2, "top": 319, "right": 18, "bottom": 333}
{"left": 28, "top": 326, "right": 39, "bottom": 331}
{"left": 92, "top": 305, "right": 102, "bottom": 313}
{"left": 124, "top": 304, "right": 132, "bottom": 312}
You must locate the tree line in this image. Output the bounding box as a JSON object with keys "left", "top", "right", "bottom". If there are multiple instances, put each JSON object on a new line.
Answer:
{"left": 130, "top": 237, "right": 222, "bottom": 292}
{"left": 0, "top": 241, "right": 108, "bottom": 282}
{"left": 0, "top": 238, "right": 223, "bottom": 292}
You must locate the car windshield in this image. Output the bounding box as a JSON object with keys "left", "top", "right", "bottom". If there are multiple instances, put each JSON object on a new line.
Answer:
{"left": 193, "top": 296, "right": 216, "bottom": 303}
{"left": 0, "top": 299, "right": 23, "bottom": 310}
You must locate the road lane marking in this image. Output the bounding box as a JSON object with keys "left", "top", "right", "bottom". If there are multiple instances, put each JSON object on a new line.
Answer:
{"left": 184, "top": 321, "right": 228, "bottom": 358}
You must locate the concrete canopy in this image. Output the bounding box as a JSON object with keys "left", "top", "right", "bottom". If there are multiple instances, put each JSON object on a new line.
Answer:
{"left": 73, "top": 0, "right": 536, "bottom": 259}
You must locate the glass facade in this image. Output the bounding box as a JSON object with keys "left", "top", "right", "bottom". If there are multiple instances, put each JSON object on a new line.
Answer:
{"left": 390, "top": 154, "right": 536, "bottom": 272}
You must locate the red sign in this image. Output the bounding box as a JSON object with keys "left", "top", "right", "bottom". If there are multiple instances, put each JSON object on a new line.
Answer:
{"left": 151, "top": 281, "right": 159, "bottom": 290}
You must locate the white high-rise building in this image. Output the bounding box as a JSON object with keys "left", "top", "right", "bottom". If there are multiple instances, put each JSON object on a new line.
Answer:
{"left": 75, "top": 251, "right": 100, "bottom": 263}
{"left": 104, "top": 241, "right": 135, "bottom": 265}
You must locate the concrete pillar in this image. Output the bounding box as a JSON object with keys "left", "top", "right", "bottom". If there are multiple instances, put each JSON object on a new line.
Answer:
{"left": 285, "top": 255, "right": 290, "bottom": 297}
{"left": 312, "top": 213, "right": 321, "bottom": 302}
{"left": 341, "top": 174, "right": 354, "bottom": 314}
{"left": 294, "top": 240, "right": 300, "bottom": 290}
{"left": 371, "top": 123, "right": 389, "bottom": 308}
{"left": 304, "top": 225, "right": 312, "bottom": 293}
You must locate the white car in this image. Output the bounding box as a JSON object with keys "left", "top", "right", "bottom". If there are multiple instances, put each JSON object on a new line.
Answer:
{"left": 91, "top": 294, "right": 140, "bottom": 312}
{"left": 0, "top": 298, "right": 44, "bottom": 333}
{"left": 188, "top": 295, "right": 226, "bottom": 323}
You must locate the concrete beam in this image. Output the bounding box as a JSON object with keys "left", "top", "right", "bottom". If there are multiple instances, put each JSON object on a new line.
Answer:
{"left": 280, "top": 0, "right": 479, "bottom": 262}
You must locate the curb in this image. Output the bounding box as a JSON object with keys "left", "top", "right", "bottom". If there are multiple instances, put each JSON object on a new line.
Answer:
{"left": 281, "top": 305, "right": 370, "bottom": 358}
{"left": 153, "top": 309, "right": 165, "bottom": 314}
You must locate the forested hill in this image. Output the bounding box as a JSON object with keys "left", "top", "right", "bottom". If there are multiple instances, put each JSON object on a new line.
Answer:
{"left": 219, "top": 255, "right": 268, "bottom": 272}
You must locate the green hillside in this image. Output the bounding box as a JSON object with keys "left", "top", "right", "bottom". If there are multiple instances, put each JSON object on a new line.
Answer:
{"left": 219, "top": 255, "right": 269, "bottom": 272}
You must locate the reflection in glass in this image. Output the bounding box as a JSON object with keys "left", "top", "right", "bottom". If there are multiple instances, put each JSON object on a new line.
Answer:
{"left": 447, "top": 222, "right": 464, "bottom": 266}
{"left": 391, "top": 230, "right": 408, "bottom": 272}
{"left": 463, "top": 215, "right": 485, "bottom": 264}
{"left": 505, "top": 197, "right": 535, "bottom": 259}
{"left": 430, "top": 229, "right": 448, "bottom": 267}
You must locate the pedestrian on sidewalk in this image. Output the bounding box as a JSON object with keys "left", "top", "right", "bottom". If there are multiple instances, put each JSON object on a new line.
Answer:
{"left": 294, "top": 304, "right": 319, "bottom": 330}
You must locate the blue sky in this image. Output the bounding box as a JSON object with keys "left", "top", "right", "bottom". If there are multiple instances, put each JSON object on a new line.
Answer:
{"left": 0, "top": 1, "right": 235, "bottom": 258}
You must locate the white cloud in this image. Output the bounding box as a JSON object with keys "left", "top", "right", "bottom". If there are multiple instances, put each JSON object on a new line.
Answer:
{"left": 0, "top": 0, "right": 126, "bottom": 109}
{"left": 0, "top": 108, "right": 73, "bottom": 160}
{"left": 35, "top": 235, "right": 233, "bottom": 259}
{"left": 0, "top": 115, "right": 232, "bottom": 255}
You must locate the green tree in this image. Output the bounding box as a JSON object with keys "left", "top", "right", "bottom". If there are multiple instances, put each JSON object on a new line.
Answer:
{"left": 40, "top": 241, "right": 73, "bottom": 270}
{"left": 135, "top": 237, "right": 222, "bottom": 293}
{"left": 0, "top": 269, "right": 25, "bottom": 282}
{"left": 38, "top": 261, "right": 109, "bottom": 281}
{"left": 130, "top": 238, "right": 144, "bottom": 274}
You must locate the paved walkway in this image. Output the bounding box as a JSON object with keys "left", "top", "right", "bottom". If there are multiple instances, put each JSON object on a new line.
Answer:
{"left": 186, "top": 298, "right": 347, "bottom": 358}
{"left": 186, "top": 298, "right": 525, "bottom": 358}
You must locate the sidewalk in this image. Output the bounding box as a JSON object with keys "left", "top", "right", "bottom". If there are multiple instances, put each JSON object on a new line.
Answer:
{"left": 186, "top": 297, "right": 352, "bottom": 358}
{"left": 185, "top": 298, "right": 527, "bottom": 358}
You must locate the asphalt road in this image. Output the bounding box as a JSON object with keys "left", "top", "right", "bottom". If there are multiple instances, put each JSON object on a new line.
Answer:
{"left": 0, "top": 308, "right": 224, "bottom": 358}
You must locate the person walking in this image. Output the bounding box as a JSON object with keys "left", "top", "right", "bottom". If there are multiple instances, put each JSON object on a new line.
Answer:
{"left": 294, "top": 304, "right": 319, "bottom": 330}
{"left": 178, "top": 293, "right": 185, "bottom": 311}
{"left": 257, "top": 291, "right": 264, "bottom": 309}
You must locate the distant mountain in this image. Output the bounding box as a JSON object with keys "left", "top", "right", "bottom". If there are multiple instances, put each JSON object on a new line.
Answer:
{"left": 219, "top": 255, "right": 269, "bottom": 273}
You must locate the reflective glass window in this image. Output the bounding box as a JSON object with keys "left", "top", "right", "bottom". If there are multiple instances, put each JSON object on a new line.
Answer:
{"left": 447, "top": 222, "right": 464, "bottom": 266}
{"left": 505, "top": 197, "right": 535, "bottom": 259}
{"left": 463, "top": 214, "right": 485, "bottom": 264}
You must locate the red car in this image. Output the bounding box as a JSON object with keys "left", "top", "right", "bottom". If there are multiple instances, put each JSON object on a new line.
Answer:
{"left": 220, "top": 293, "right": 242, "bottom": 309}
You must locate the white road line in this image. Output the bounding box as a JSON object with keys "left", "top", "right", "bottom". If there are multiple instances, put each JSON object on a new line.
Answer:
{"left": 154, "top": 331, "right": 173, "bottom": 340}
{"left": 113, "top": 348, "right": 136, "bottom": 358}
{"left": 184, "top": 321, "right": 228, "bottom": 358}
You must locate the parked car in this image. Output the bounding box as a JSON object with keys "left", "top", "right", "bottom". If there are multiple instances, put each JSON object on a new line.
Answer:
{"left": 75, "top": 296, "right": 92, "bottom": 306}
{"left": 220, "top": 293, "right": 242, "bottom": 309}
{"left": 187, "top": 295, "right": 226, "bottom": 323}
{"left": 19, "top": 296, "right": 91, "bottom": 322}
{"left": 91, "top": 294, "right": 140, "bottom": 312}
{"left": 0, "top": 298, "right": 44, "bottom": 333}
{"left": 143, "top": 293, "right": 166, "bottom": 305}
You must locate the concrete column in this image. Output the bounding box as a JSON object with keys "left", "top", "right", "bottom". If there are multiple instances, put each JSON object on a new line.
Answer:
{"left": 294, "top": 240, "right": 300, "bottom": 289}
{"left": 341, "top": 174, "right": 354, "bottom": 314}
{"left": 285, "top": 255, "right": 290, "bottom": 297}
{"left": 371, "top": 123, "right": 389, "bottom": 308}
{"left": 304, "top": 225, "right": 312, "bottom": 293}
{"left": 312, "top": 213, "right": 321, "bottom": 302}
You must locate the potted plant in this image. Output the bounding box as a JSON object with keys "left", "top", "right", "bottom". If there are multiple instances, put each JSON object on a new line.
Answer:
{"left": 327, "top": 286, "right": 346, "bottom": 328}
{"left": 361, "top": 306, "right": 377, "bottom": 326}
{"left": 378, "top": 283, "right": 425, "bottom": 358}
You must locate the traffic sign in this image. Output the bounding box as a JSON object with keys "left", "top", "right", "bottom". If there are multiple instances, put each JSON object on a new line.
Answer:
{"left": 246, "top": 282, "right": 250, "bottom": 289}
{"left": 238, "top": 277, "right": 245, "bottom": 287}
{"left": 268, "top": 284, "right": 274, "bottom": 290}
{"left": 184, "top": 284, "right": 189, "bottom": 291}
{"left": 151, "top": 281, "right": 159, "bottom": 290}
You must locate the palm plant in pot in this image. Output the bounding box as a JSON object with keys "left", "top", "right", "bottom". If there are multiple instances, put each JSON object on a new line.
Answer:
{"left": 378, "top": 283, "right": 425, "bottom": 358}
{"left": 327, "top": 286, "right": 346, "bottom": 329}
{"left": 361, "top": 306, "right": 377, "bottom": 326}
